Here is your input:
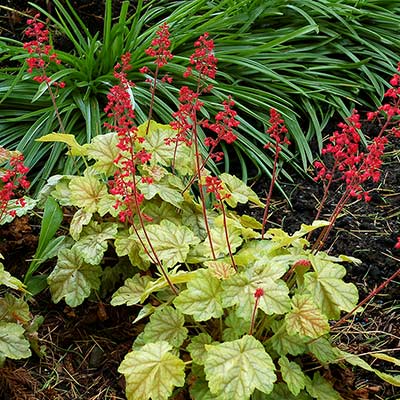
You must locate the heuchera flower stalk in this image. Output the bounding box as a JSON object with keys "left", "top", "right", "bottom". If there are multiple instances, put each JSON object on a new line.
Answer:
{"left": 312, "top": 64, "right": 400, "bottom": 251}
{"left": 105, "top": 52, "right": 177, "bottom": 294}
{"left": 261, "top": 109, "right": 291, "bottom": 238}
{"left": 24, "top": 13, "right": 65, "bottom": 132}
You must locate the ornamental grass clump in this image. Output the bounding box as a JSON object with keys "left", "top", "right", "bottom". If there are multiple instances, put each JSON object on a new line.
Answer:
{"left": 31, "top": 23, "right": 400, "bottom": 400}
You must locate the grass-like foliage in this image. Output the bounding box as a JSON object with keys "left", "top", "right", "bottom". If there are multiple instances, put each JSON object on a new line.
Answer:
{"left": 1, "top": 0, "right": 400, "bottom": 191}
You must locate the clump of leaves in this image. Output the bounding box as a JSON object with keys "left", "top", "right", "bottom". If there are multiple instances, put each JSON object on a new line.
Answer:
{"left": 37, "top": 117, "right": 400, "bottom": 398}
{"left": 32, "top": 24, "right": 400, "bottom": 399}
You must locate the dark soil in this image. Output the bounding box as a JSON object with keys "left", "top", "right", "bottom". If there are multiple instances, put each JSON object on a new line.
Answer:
{"left": 1, "top": 2, "right": 400, "bottom": 400}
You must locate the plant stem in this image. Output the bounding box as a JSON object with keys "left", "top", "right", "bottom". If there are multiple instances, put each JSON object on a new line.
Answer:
{"left": 332, "top": 266, "right": 400, "bottom": 329}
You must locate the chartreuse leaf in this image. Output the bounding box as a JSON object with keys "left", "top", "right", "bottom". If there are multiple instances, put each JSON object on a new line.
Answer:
{"left": 118, "top": 341, "right": 185, "bottom": 400}
{"left": 138, "top": 121, "right": 195, "bottom": 175}
{"left": 0, "top": 322, "right": 31, "bottom": 360}
{"left": 187, "top": 333, "right": 216, "bottom": 365}
{"left": 87, "top": 132, "right": 119, "bottom": 176}
{"left": 174, "top": 269, "right": 224, "bottom": 321}
{"left": 222, "top": 267, "right": 290, "bottom": 320}
{"left": 72, "top": 221, "right": 118, "bottom": 265}
{"left": 305, "top": 372, "right": 342, "bottom": 400}
{"left": 36, "top": 133, "right": 89, "bottom": 156}
{"left": 304, "top": 254, "right": 358, "bottom": 319}
{"left": 307, "top": 337, "right": 338, "bottom": 364}
{"left": 69, "top": 209, "right": 92, "bottom": 241}
{"left": 0, "top": 293, "right": 30, "bottom": 323}
{"left": 279, "top": 356, "right": 306, "bottom": 396}
{"left": 285, "top": 294, "right": 330, "bottom": 339}
{"left": 337, "top": 349, "right": 400, "bottom": 387}
{"left": 222, "top": 311, "right": 249, "bottom": 341}
{"left": 140, "top": 271, "right": 198, "bottom": 303}
{"left": 199, "top": 221, "right": 243, "bottom": 259}
{"left": 204, "top": 335, "right": 276, "bottom": 399}
{"left": 220, "top": 173, "right": 264, "bottom": 207}
{"left": 48, "top": 247, "right": 102, "bottom": 307}
{"left": 111, "top": 274, "right": 152, "bottom": 306}
{"left": 262, "top": 382, "right": 312, "bottom": 400}
{"left": 114, "top": 229, "right": 150, "bottom": 270}
{"left": 69, "top": 174, "right": 109, "bottom": 213}
{"left": 268, "top": 320, "right": 307, "bottom": 357}
{"left": 137, "top": 220, "right": 200, "bottom": 268}
{"left": 138, "top": 176, "right": 184, "bottom": 209}
{"left": 0, "top": 263, "right": 25, "bottom": 290}
{"left": 142, "top": 306, "right": 188, "bottom": 348}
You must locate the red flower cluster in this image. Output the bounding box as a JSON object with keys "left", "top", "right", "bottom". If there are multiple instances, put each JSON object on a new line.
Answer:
{"left": 202, "top": 96, "right": 239, "bottom": 161}
{"left": 144, "top": 23, "right": 173, "bottom": 68}
{"left": 23, "top": 14, "right": 65, "bottom": 88}
{"left": 104, "top": 53, "right": 152, "bottom": 224}
{"left": 367, "top": 63, "right": 400, "bottom": 138}
{"left": 205, "top": 176, "right": 230, "bottom": 201}
{"left": 314, "top": 109, "right": 388, "bottom": 202}
{"left": 0, "top": 150, "right": 30, "bottom": 221}
{"left": 184, "top": 33, "right": 217, "bottom": 80}
{"left": 264, "top": 108, "right": 291, "bottom": 151}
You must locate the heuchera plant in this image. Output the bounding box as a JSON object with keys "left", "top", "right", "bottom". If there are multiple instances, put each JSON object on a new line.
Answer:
{"left": 28, "top": 21, "right": 400, "bottom": 400}
{"left": 0, "top": 147, "right": 43, "bottom": 366}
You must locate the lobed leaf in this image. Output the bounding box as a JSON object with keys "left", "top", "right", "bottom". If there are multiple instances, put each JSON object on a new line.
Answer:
{"left": 0, "top": 322, "right": 31, "bottom": 360}
{"left": 118, "top": 341, "right": 185, "bottom": 400}
{"left": 142, "top": 306, "right": 188, "bottom": 348}
{"left": 47, "top": 247, "right": 101, "bottom": 307}
{"left": 285, "top": 294, "right": 330, "bottom": 339}
{"left": 174, "top": 269, "right": 224, "bottom": 321}
{"left": 204, "top": 335, "right": 276, "bottom": 399}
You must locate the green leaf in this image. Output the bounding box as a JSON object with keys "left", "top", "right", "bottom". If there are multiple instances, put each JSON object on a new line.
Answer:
{"left": 268, "top": 320, "right": 307, "bottom": 357}
{"left": 0, "top": 322, "right": 31, "bottom": 360}
{"left": 279, "top": 356, "right": 306, "bottom": 396}
{"left": 137, "top": 220, "right": 200, "bottom": 268}
{"left": 69, "top": 209, "right": 92, "bottom": 241}
{"left": 48, "top": 247, "right": 102, "bottom": 307}
{"left": 220, "top": 173, "right": 263, "bottom": 207}
{"left": 307, "top": 337, "right": 338, "bottom": 364}
{"left": 174, "top": 269, "right": 224, "bottom": 321}
{"left": 143, "top": 306, "right": 188, "bottom": 348}
{"left": 262, "top": 382, "right": 312, "bottom": 400}
{"left": 305, "top": 372, "right": 342, "bottom": 400}
{"left": 285, "top": 294, "right": 330, "bottom": 339}
{"left": 36, "top": 133, "right": 89, "bottom": 156}
{"left": 111, "top": 274, "right": 152, "bottom": 306}
{"left": 138, "top": 121, "right": 195, "bottom": 175}
{"left": 187, "top": 333, "right": 216, "bottom": 365}
{"left": 222, "top": 311, "right": 249, "bottom": 341}
{"left": 222, "top": 268, "right": 290, "bottom": 320}
{"left": 118, "top": 341, "right": 185, "bottom": 400}
{"left": 0, "top": 293, "right": 30, "bottom": 323}
{"left": 114, "top": 229, "right": 150, "bottom": 270}
{"left": 72, "top": 221, "right": 118, "bottom": 265}
{"left": 87, "top": 132, "right": 119, "bottom": 176}
{"left": 304, "top": 255, "right": 358, "bottom": 319}
{"left": 0, "top": 263, "right": 25, "bottom": 291}
{"left": 337, "top": 350, "right": 400, "bottom": 387}
{"left": 138, "top": 176, "right": 184, "bottom": 209}
{"left": 204, "top": 335, "right": 276, "bottom": 399}
{"left": 69, "top": 174, "right": 109, "bottom": 213}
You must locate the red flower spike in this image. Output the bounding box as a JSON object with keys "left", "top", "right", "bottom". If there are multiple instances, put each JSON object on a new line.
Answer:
{"left": 23, "top": 14, "right": 65, "bottom": 89}
{"left": 145, "top": 23, "right": 173, "bottom": 68}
